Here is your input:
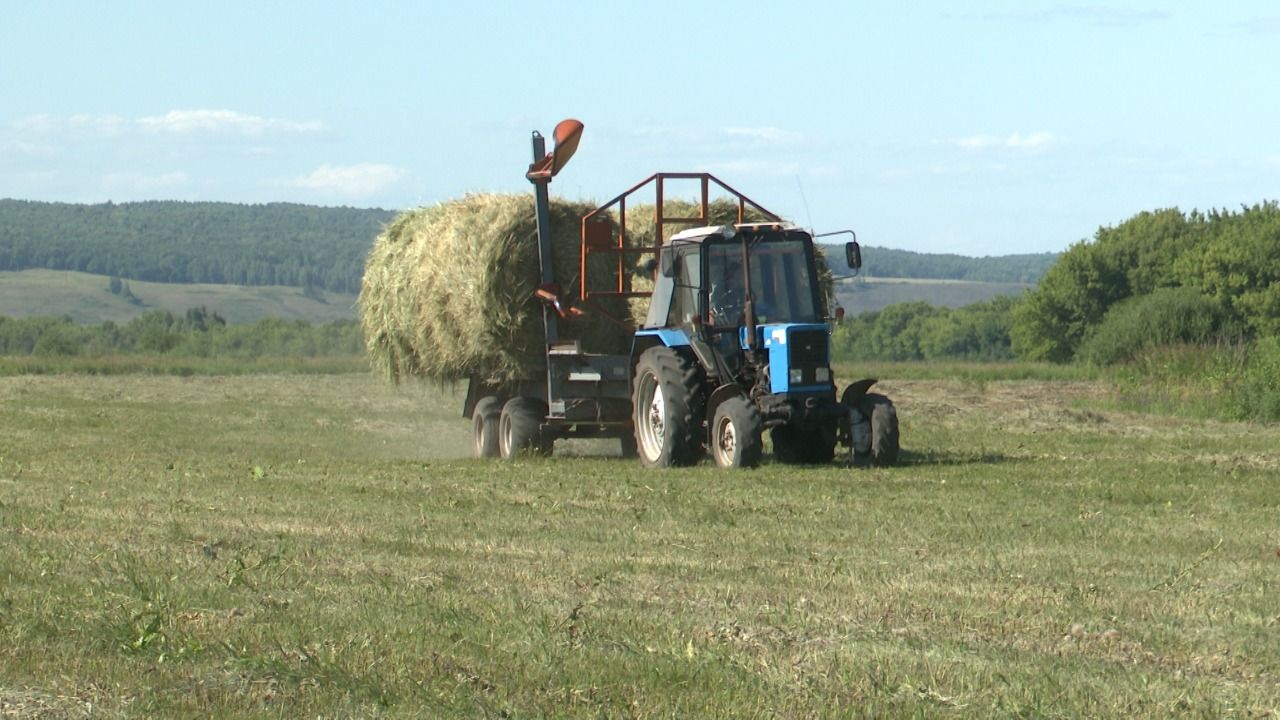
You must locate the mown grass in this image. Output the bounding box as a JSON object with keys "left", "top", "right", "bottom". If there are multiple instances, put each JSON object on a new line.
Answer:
{"left": 1, "top": 374, "right": 1278, "bottom": 717}
{"left": 837, "top": 360, "right": 1102, "bottom": 384}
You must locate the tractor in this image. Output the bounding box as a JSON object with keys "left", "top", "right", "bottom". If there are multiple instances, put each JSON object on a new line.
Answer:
{"left": 467, "top": 119, "right": 899, "bottom": 468}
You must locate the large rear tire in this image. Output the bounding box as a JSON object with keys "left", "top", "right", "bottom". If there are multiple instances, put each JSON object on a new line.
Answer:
{"left": 472, "top": 396, "right": 502, "bottom": 459}
{"left": 632, "top": 347, "right": 706, "bottom": 467}
{"left": 853, "top": 392, "right": 899, "bottom": 466}
{"left": 499, "top": 397, "right": 550, "bottom": 459}
{"left": 711, "top": 396, "right": 763, "bottom": 469}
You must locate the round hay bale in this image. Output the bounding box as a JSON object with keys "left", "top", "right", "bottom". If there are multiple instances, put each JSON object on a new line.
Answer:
{"left": 359, "top": 194, "right": 632, "bottom": 385}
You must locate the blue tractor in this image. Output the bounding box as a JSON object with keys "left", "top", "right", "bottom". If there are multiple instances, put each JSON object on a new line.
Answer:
{"left": 468, "top": 120, "right": 899, "bottom": 468}
{"left": 626, "top": 219, "right": 899, "bottom": 469}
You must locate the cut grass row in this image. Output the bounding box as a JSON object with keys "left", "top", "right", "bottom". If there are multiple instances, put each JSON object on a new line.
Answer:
{"left": 1, "top": 373, "right": 1277, "bottom": 717}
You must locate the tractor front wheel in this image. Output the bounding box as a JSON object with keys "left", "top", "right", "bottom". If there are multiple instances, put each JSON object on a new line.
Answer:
{"left": 847, "top": 391, "right": 899, "bottom": 466}
{"left": 499, "top": 397, "right": 550, "bottom": 459}
{"left": 710, "top": 396, "right": 763, "bottom": 469}
{"left": 632, "top": 347, "right": 705, "bottom": 467}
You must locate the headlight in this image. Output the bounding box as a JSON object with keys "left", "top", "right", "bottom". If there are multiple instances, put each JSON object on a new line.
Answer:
{"left": 815, "top": 367, "right": 830, "bottom": 383}
{"left": 789, "top": 368, "right": 803, "bottom": 384}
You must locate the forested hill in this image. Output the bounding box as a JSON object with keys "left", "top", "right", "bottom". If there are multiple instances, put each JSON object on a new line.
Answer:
{"left": 1, "top": 198, "right": 1057, "bottom": 293}
{"left": 0, "top": 199, "right": 395, "bottom": 293}
{"left": 835, "top": 246, "right": 1059, "bottom": 283}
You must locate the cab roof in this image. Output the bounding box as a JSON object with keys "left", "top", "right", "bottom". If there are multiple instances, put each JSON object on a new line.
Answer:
{"left": 669, "top": 222, "right": 805, "bottom": 244}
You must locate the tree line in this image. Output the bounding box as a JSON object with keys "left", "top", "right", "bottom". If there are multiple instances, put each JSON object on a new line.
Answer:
{"left": 838, "top": 246, "right": 1058, "bottom": 283}
{"left": 1, "top": 199, "right": 1059, "bottom": 298}
{"left": 832, "top": 201, "right": 1280, "bottom": 419}
{"left": 0, "top": 309, "right": 362, "bottom": 358}
{"left": 0, "top": 199, "right": 394, "bottom": 293}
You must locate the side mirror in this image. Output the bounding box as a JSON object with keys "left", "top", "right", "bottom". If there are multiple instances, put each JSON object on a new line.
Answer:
{"left": 845, "top": 241, "right": 862, "bottom": 270}
{"left": 659, "top": 249, "right": 676, "bottom": 277}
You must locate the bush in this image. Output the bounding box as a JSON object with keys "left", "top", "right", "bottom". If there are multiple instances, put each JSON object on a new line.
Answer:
{"left": 1238, "top": 336, "right": 1280, "bottom": 421}
{"left": 1109, "top": 337, "right": 1280, "bottom": 422}
{"left": 1077, "top": 287, "right": 1230, "bottom": 366}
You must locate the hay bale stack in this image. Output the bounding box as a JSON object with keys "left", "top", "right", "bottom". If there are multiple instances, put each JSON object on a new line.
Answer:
{"left": 359, "top": 194, "right": 632, "bottom": 385}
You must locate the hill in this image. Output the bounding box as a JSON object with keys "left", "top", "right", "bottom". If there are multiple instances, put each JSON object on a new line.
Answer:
{"left": 0, "top": 199, "right": 394, "bottom": 293}
{"left": 835, "top": 277, "right": 1030, "bottom": 314}
{"left": 820, "top": 243, "right": 1057, "bottom": 283}
{"left": 0, "top": 269, "right": 357, "bottom": 325}
{"left": 0, "top": 199, "right": 1054, "bottom": 324}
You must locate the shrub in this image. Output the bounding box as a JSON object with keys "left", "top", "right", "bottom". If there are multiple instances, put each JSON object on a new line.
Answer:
{"left": 1077, "top": 287, "right": 1230, "bottom": 366}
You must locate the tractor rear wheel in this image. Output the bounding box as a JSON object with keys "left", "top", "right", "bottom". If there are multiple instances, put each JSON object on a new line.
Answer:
{"left": 499, "top": 397, "right": 550, "bottom": 459}
{"left": 851, "top": 392, "right": 899, "bottom": 466}
{"left": 711, "top": 396, "right": 763, "bottom": 469}
{"left": 632, "top": 347, "right": 706, "bottom": 467}
{"left": 472, "top": 396, "right": 502, "bottom": 459}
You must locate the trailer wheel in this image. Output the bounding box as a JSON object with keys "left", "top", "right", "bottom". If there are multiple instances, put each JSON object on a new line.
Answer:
{"left": 853, "top": 392, "right": 899, "bottom": 466}
{"left": 499, "top": 397, "right": 550, "bottom": 459}
{"left": 711, "top": 396, "right": 763, "bottom": 469}
{"left": 472, "top": 396, "right": 502, "bottom": 459}
{"left": 632, "top": 347, "right": 705, "bottom": 467}
{"left": 771, "top": 421, "right": 836, "bottom": 464}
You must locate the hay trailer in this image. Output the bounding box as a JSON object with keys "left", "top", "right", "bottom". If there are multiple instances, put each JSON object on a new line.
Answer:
{"left": 466, "top": 119, "right": 635, "bottom": 460}
{"left": 468, "top": 119, "right": 900, "bottom": 467}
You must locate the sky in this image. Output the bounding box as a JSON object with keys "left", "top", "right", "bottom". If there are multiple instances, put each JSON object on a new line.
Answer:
{"left": 2, "top": 1, "right": 1278, "bottom": 256}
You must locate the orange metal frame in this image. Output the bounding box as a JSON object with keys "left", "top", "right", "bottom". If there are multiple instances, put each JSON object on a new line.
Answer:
{"left": 578, "top": 172, "right": 781, "bottom": 303}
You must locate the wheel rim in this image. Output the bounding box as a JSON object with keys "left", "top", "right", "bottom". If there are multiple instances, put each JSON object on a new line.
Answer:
{"left": 714, "top": 414, "right": 736, "bottom": 466}
{"left": 636, "top": 372, "right": 665, "bottom": 461}
{"left": 473, "top": 414, "right": 484, "bottom": 456}
{"left": 499, "top": 412, "right": 513, "bottom": 457}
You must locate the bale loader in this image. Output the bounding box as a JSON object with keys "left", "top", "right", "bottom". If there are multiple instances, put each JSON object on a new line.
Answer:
{"left": 467, "top": 119, "right": 899, "bottom": 468}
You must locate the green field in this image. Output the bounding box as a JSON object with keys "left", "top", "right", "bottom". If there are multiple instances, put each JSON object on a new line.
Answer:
{"left": 0, "top": 269, "right": 358, "bottom": 325}
{"left": 1, "top": 371, "right": 1277, "bottom": 717}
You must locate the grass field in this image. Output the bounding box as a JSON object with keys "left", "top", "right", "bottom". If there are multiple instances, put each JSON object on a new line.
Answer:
{"left": 0, "top": 269, "right": 358, "bottom": 325}
{"left": 1, "top": 371, "right": 1278, "bottom": 717}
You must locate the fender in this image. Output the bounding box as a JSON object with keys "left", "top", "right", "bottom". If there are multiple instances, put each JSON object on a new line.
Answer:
{"left": 840, "top": 378, "right": 878, "bottom": 407}
{"left": 705, "top": 382, "right": 748, "bottom": 435}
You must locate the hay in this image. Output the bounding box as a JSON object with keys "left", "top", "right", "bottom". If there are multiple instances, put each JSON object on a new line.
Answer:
{"left": 359, "top": 194, "right": 837, "bottom": 385}
{"left": 359, "top": 194, "right": 631, "bottom": 385}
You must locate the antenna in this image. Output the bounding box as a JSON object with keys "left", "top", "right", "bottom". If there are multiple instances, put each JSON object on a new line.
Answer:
{"left": 795, "top": 175, "right": 813, "bottom": 231}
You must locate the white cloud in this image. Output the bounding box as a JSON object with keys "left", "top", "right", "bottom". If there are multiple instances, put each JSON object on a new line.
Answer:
{"left": 67, "top": 114, "right": 130, "bottom": 136}
{"left": 290, "top": 163, "right": 407, "bottom": 197}
{"left": 101, "top": 171, "right": 190, "bottom": 193}
{"left": 702, "top": 159, "right": 804, "bottom": 177}
{"left": 138, "top": 109, "right": 323, "bottom": 135}
{"left": 984, "top": 6, "right": 1171, "bottom": 28}
{"left": 0, "top": 139, "right": 58, "bottom": 156}
{"left": 10, "top": 110, "right": 323, "bottom": 137}
{"left": 722, "top": 126, "right": 804, "bottom": 145}
{"left": 957, "top": 131, "right": 1056, "bottom": 150}
{"left": 12, "top": 114, "right": 57, "bottom": 132}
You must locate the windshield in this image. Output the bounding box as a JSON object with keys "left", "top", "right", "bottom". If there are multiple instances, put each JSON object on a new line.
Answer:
{"left": 705, "top": 237, "right": 819, "bottom": 326}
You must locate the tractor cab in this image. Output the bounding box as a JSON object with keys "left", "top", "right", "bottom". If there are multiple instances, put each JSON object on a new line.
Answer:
{"left": 645, "top": 224, "right": 823, "bottom": 330}
{"left": 644, "top": 223, "right": 835, "bottom": 399}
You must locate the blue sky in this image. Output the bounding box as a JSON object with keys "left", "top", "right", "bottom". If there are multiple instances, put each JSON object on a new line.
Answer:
{"left": 3, "top": 1, "right": 1277, "bottom": 255}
